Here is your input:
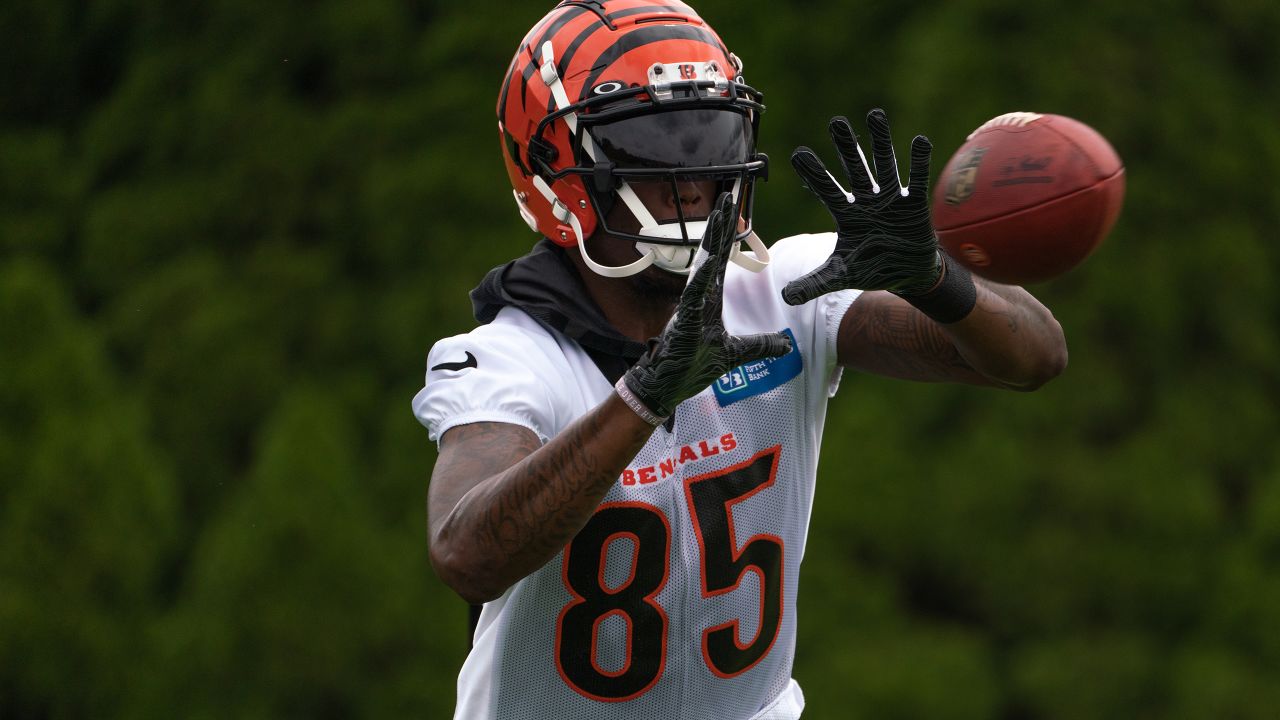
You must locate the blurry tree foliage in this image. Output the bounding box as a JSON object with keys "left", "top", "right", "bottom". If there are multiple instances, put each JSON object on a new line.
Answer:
{"left": 1, "top": 0, "right": 1277, "bottom": 717}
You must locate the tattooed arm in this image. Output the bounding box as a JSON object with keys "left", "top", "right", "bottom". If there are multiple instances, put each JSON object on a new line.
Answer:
{"left": 428, "top": 393, "right": 655, "bottom": 604}
{"left": 837, "top": 279, "right": 1068, "bottom": 390}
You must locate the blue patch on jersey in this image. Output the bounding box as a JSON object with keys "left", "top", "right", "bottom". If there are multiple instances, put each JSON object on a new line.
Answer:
{"left": 713, "top": 328, "right": 802, "bottom": 406}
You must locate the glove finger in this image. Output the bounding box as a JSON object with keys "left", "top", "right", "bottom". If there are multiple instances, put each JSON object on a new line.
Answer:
{"left": 699, "top": 191, "right": 736, "bottom": 254}
{"left": 866, "top": 108, "right": 901, "bottom": 193}
{"left": 713, "top": 191, "right": 738, "bottom": 250}
{"left": 829, "top": 116, "right": 874, "bottom": 194}
{"left": 685, "top": 206, "right": 729, "bottom": 304}
{"left": 708, "top": 193, "right": 738, "bottom": 313}
{"left": 727, "top": 331, "right": 794, "bottom": 366}
{"left": 790, "top": 147, "right": 849, "bottom": 206}
{"left": 690, "top": 192, "right": 736, "bottom": 314}
{"left": 781, "top": 255, "right": 846, "bottom": 306}
{"left": 908, "top": 134, "right": 933, "bottom": 198}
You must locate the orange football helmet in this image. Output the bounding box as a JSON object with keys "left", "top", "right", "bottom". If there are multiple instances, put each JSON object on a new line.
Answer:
{"left": 497, "top": 0, "right": 770, "bottom": 277}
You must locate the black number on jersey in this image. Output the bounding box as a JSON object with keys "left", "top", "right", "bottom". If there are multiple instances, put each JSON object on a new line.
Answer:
{"left": 556, "top": 446, "right": 785, "bottom": 701}
{"left": 557, "top": 502, "right": 669, "bottom": 702}
{"left": 685, "top": 447, "right": 784, "bottom": 677}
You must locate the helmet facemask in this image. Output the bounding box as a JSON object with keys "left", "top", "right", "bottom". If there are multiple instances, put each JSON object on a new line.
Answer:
{"left": 528, "top": 57, "right": 771, "bottom": 277}
{"left": 588, "top": 106, "right": 760, "bottom": 274}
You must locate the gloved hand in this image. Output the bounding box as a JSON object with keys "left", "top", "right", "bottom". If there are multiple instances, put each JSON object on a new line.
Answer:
{"left": 783, "top": 109, "right": 943, "bottom": 304}
{"left": 618, "top": 193, "right": 793, "bottom": 423}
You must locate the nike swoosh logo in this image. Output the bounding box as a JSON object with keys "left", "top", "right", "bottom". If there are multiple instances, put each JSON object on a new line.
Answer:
{"left": 431, "top": 351, "right": 477, "bottom": 372}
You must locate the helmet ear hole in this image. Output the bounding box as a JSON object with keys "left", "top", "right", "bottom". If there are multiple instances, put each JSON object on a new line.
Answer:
{"left": 528, "top": 136, "right": 559, "bottom": 170}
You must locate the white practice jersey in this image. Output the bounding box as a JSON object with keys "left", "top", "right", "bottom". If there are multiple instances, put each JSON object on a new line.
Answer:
{"left": 414, "top": 234, "right": 857, "bottom": 720}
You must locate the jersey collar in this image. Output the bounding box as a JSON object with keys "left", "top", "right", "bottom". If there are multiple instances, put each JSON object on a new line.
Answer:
{"left": 471, "top": 240, "right": 649, "bottom": 382}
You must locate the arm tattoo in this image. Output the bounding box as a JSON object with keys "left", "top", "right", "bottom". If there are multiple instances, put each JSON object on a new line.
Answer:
{"left": 840, "top": 291, "right": 977, "bottom": 382}
{"left": 431, "top": 406, "right": 653, "bottom": 595}
{"left": 974, "top": 280, "right": 1022, "bottom": 334}
{"left": 484, "top": 419, "right": 608, "bottom": 558}
{"left": 839, "top": 280, "right": 1065, "bottom": 388}
{"left": 430, "top": 422, "right": 541, "bottom": 535}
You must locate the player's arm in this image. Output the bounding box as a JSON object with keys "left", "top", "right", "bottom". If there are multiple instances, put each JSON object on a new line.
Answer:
{"left": 836, "top": 280, "right": 1066, "bottom": 390}
{"left": 429, "top": 398, "right": 654, "bottom": 605}
{"left": 429, "top": 194, "right": 791, "bottom": 604}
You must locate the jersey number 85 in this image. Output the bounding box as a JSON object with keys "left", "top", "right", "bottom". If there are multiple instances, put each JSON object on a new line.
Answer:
{"left": 555, "top": 447, "right": 784, "bottom": 702}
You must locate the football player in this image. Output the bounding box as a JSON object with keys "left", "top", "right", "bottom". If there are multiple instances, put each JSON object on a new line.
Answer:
{"left": 413, "top": 2, "right": 1068, "bottom": 718}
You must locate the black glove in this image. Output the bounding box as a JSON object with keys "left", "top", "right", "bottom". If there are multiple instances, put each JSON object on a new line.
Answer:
{"left": 618, "top": 193, "right": 793, "bottom": 423}
{"left": 784, "top": 109, "right": 943, "bottom": 304}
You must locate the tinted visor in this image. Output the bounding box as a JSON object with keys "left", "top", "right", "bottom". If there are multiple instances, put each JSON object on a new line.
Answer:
{"left": 589, "top": 108, "right": 753, "bottom": 169}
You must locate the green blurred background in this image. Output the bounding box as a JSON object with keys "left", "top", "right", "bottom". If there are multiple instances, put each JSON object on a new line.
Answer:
{"left": 3, "top": 0, "right": 1278, "bottom": 717}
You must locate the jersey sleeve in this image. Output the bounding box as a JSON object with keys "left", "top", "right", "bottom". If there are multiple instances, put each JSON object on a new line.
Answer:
{"left": 763, "top": 233, "right": 860, "bottom": 397}
{"left": 412, "top": 320, "right": 566, "bottom": 445}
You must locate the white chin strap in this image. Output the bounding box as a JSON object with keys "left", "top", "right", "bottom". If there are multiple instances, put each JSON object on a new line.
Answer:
{"left": 637, "top": 232, "right": 702, "bottom": 274}
{"left": 619, "top": 179, "right": 771, "bottom": 275}
{"left": 530, "top": 172, "right": 771, "bottom": 279}
{"left": 531, "top": 176, "right": 655, "bottom": 278}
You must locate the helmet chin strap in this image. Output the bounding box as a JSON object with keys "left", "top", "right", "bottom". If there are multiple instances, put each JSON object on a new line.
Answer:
{"left": 529, "top": 170, "right": 772, "bottom": 279}
{"left": 530, "top": 176, "right": 657, "bottom": 278}
{"left": 636, "top": 231, "right": 704, "bottom": 273}
{"left": 617, "top": 179, "right": 772, "bottom": 275}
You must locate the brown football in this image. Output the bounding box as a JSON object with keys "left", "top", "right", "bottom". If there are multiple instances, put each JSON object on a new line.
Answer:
{"left": 931, "top": 112, "right": 1126, "bottom": 284}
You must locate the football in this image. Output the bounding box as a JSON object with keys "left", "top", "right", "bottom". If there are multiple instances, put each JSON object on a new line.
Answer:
{"left": 931, "top": 112, "right": 1126, "bottom": 284}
